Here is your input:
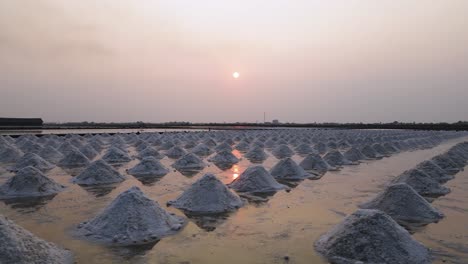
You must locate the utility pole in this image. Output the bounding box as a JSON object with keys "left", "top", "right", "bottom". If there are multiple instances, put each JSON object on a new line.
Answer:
{"left": 263, "top": 112, "right": 266, "bottom": 123}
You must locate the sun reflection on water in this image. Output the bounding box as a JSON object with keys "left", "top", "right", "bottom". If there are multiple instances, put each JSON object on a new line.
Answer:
{"left": 232, "top": 165, "right": 239, "bottom": 180}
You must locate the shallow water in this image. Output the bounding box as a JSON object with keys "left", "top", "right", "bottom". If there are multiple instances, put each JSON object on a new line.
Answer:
{"left": 0, "top": 137, "right": 467, "bottom": 264}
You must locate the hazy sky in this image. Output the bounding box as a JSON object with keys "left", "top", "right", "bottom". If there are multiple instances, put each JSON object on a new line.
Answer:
{"left": 1, "top": 1, "right": 467, "bottom": 123}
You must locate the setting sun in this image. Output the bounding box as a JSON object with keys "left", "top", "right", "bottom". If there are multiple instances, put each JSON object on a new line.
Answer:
{"left": 232, "top": 72, "right": 240, "bottom": 79}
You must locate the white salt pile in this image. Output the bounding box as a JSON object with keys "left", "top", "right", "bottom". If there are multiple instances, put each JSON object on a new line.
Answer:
{"left": 191, "top": 143, "right": 213, "bottom": 157}
{"left": 359, "top": 183, "right": 444, "bottom": 226}
{"left": 244, "top": 146, "right": 268, "bottom": 163}
{"left": 172, "top": 153, "right": 206, "bottom": 172}
{"left": 72, "top": 160, "right": 125, "bottom": 185}
{"left": 168, "top": 173, "right": 244, "bottom": 214}
{"left": 137, "top": 146, "right": 164, "bottom": 160}
{"left": 271, "top": 144, "right": 294, "bottom": 159}
{"left": 343, "top": 147, "right": 366, "bottom": 162}
{"left": 360, "top": 145, "right": 381, "bottom": 159}
{"left": 235, "top": 141, "right": 250, "bottom": 152}
{"left": 208, "top": 150, "right": 239, "bottom": 169}
{"left": 165, "top": 146, "right": 187, "bottom": 159}
{"left": 0, "top": 215, "right": 73, "bottom": 264}
{"left": 76, "top": 186, "right": 185, "bottom": 246}
{"left": 38, "top": 145, "right": 64, "bottom": 164}
{"left": 372, "top": 143, "right": 390, "bottom": 156}
{"left": 431, "top": 155, "right": 460, "bottom": 175}
{"left": 228, "top": 165, "right": 286, "bottom": 194}
{"left": 315, "top": 209, "right": 431, "bottom": 264}
{"left": 294, "top": 143, "right": 314, "bottom": 155}
{"left": 127, "top": 157, "right": 169, "bottom": 177}
{"left": 270, "top": 158, "right": 310, "bottom": 180}
{"left": 416, "top": 160, "right": 454, "bottom": 183}
{"left": 313, "top": 143, "right": 328, "bottom": 154}
{"left": 299, "top": 153, "right": 333, "bottom": 174}
{"left": 0, "top": 166, "right": 65, "bottom": 198}
{"left": 10, "top": 153, "right": 55, "bottom": 172}
{"left": 215, "top": 142, "right": 232, "bottom": 152}
{"left": 0, "top": 145, "right": 23, "bottom": 163}
{"left": 58, "top": 148, "right": 90, "bottom": 168}
{"left": 102, "top": 146, "right": 131, "bottom": 164}
{"left": 78, "top": 144, "right": 99, "bottom": 160}
{"left": 323, "top": 150, "right": 354, "bottom": 167}
{"left": 393, "top": 169, "right": 451, "bottom": 197}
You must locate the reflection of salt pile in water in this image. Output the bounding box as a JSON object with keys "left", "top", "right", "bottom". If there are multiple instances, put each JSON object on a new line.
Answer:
{"left": 244, "top": 146, "right": 268, "bottom": 163}
{"left": 208, "top": 150, "right": 239, "bottom": 169}
{"left": 299, "top": 153, "right": 333, "bottom": 173}
{"left": 137, "top": 146, "right": 164, "bottom": 160}
{"left": 359, "top": 183, "right": 444, "bottom": 225}
{"left": 272, "top": 144, "right": 294, "bottom": 159}
{"left": 172, "top": 153, "right": 205, "bottom": 172}
{"left": 128, "top": 157, "right": 169, "bottom": 177}
{"left": 343, "top": 147, "right": 366, "bottom": 162}
{"left": 11, "top": 153, "right": 55, "bottom": 172}
{"left": 416, "top": 160, "right": 454, "bottom": 183}
{"left": 165, "top": 146, "right": 187, "bottom": 159}
{"left": 0, "top": 215, "right": 73, "bottom": 264}
{"left": 168, "top": 173, "right": 243, "bottom": 214}
{"left": 315, "top": 209, "right": 431, "bottom": 264}
{"left": 191, "top": 143, "right": 213, "bottom": 157}
{"left": 38, "top": 145, "right": 64, "bottom": 164}
{"left": 229, "top": 165, "right": 286, "bottom": 194}
{"left": 323, "top": 150, "right": 354, "bottom": 167}
{"left": 73, "top": 160, "right": 125, "bottom": 185}
{"left": 58, "top": 148, "right": 90, "bottom": 168}
{"left": 102, "top": 147, "right": 131, "bottom": 164}
{"left": 393, "top": 169, "right": 450, "bottom": 197}
{"left": 0, "top": 166, "right": 65, "bottom": 198}
{"left": 0, "top": 145, "right": 23, "bottom": 163}
{"left": 76, "top": 186, "right": 185, "bottom": 246}
{"left": 270, "top": 158, "right": 310, "bottom": 180}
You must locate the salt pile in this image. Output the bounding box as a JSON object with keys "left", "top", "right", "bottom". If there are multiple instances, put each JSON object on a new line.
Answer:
{"left": 72, "top": 160, "right": 125, "bottom": 185}
{"left": 208, "top": 150, "right": 239, "bottom": 169}
{"left": 0, "top": 215, "right": 73, "bottom": 264}
{"left": 172, "top": 153, "right": 206, "bottom": 172}
{"left": 165, "top": 146, "right": 187, "bottom": 159}
{"left": 137, "top": 146, "right": 164, "bottom": 160}
{"left": 58, "top": 148, "right": 90, "bottom": 168}
{"left": 37, "top": 145, "right": 64, "bottom": 164}
{"left": 360, "top": 145, "right": 381, "bottom": 159}
{"left": 313, "top": 143, "right": 328, "bottom": 154}
{"left": 127, "top": 157, "right": 169, "bottom": 177}
{"left": 270, "top": 158, "right": 310, "bottom": 180}
{"left": 359, "top": 183, "right": 444, "bottom": 225}
{"left": 343, "top": 147, "right": 366, "bottom": 162}
{"left": 191, "top": 143, "right": 213, "bottom": 157}
{"left": 431, "top": 155, "right": 461, "bottom": 175}
{"left": 271, "top": 144, "right": 294, "bottom": 159}
{"left": 102, "top": 146, "right": 131, "bottom": 164}
{"left": 0, "top": 166, "right": 65, "bottom": 198}
{"left": 315, "top": 209, "right": 431, "bottom": 264}
{"left": 229, "top": 165, "right": 286, "bottom": 194}
{"left": 299, "top": 153, "right": 333, "bottom": 173}
{"left": 323, "top": 150, "right": 354, "bottom": 167}
{"left": 244, "top": 146, "right": 268, "bottom": 163}
{"left": 235, "top": 141, "right": 250, "bottom": 152}
{"left": 294, "top": 143, "right": 314, "bottom": 155}
{"left": 76, "top": 186, "right": 185, "bottom": 246}
{"left": 393, "top": 169, "right": 451, "bottom": 197}
{"left": 416, "top": 160, "right": 454, "bottom": 183}
{"left": 215, "top": 142, "right": 232, "bottom": 152}
{"left": 0, "top": 145, "right": 23, "bottom": 163}
{"left": 79, "top": 144, "right": 99, "bottom": 160}
{"left": 168, "top": 173, "right": 244, "bottom": 214}
{"left": 10, "top": 153, "right": 55, "bottom": 172}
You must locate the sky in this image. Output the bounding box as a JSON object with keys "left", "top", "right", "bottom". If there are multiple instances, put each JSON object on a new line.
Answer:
{"left": 1, "top": 0, "right": 467, "bottom": 123}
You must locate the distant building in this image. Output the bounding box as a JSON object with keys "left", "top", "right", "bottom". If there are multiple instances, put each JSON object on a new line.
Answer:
{"left": 272, "top": 119, "right": 280, "bottom": 124}
{"left": 0, "top": 118, "right": 43, "bottom": 128}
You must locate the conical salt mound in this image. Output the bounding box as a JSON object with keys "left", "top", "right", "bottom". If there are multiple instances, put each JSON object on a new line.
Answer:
{"left": 315, "top": 209, "right": 431, "bottom": 264}
{"left": 360, "top": 145, "right": 381, "bottom": 159}
{"left": 235, "top": 141, "right": 250, "bottom": 152}
{"left": 208, "top": 150, "right": 239, "bottom": 169}
{"left": 295, "top": 143, "right": 314, "bottom": 155}
{"left": 272, "top": 144, "right": 294, "bottom": 159}
{"left": 0, "top": 145, "right": 23, "bottom": 163}
{"left": 416, "top": 160, "right": 454, "bottom": 183}
{"left": 11, "top": 153, "right": 55, "bottom": 172}
{"left": 0, "top": 166, "right": 65, "bottom": 198}
{"left": 58, "top": 148, "right": 90, "bottom": 168}
{"left": 270, "top": 158, "right": 310, "bottom": 180}
{"left": 229, "top": 165, "right": 286, "bottom": 194}
{"left": 73, "top": 160, "right": 125, "bottom": 185}
{"left": 172, "top": 153, "right": 206, "bottom": 171}
{"left": 323, "top": 150, "right": 353, "bottom": 167}
{"left": 343, "top": 147, "right": 366, "bottom": 162}
{"left": 372, "top": 143, "right": 390, "bottom": 156}
{"left": 128, "top": 157, "right": 169, "bottom": 177}
{"left": 38, "top": 145, "right": 64, "bottom": 164}
{"left": 168, "top": 173, "right": 244, "bottom": 214}
{"left": 299, "top": 153, "right": 333, "bottom": 173}
{"left": 76, "top": 186, "right": 185, "bottom": 246}
{"left": 191, "top": 143, "right": 213, "bottom": 157}
{"left": 79, "top": 144, "right": 99, "bottom": 160}
{"left": 165, "top": 146, "right": 187, "bottom": 159}
{"left": 0, "top": 215, "right": 73, "bottom": 264}
{"left": 215, "top": 142, "right": 232, "bottom": 152}
{"left": 244, "top": 146, "right": 268, "bottom": 163}
{"left": 431, "top": 155, "right": 460, "bottom": 175}
{"left": 393, "top": 169, "right": 450, "bottom": 197}
{"left": 102, "top": 146, "right": 131, "bottom": 164}
{"left": 137, "top": 146, "right": 164, "bottom": 160}
{"left": 359, "top": 183, "right": 444, "bottom": 225}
